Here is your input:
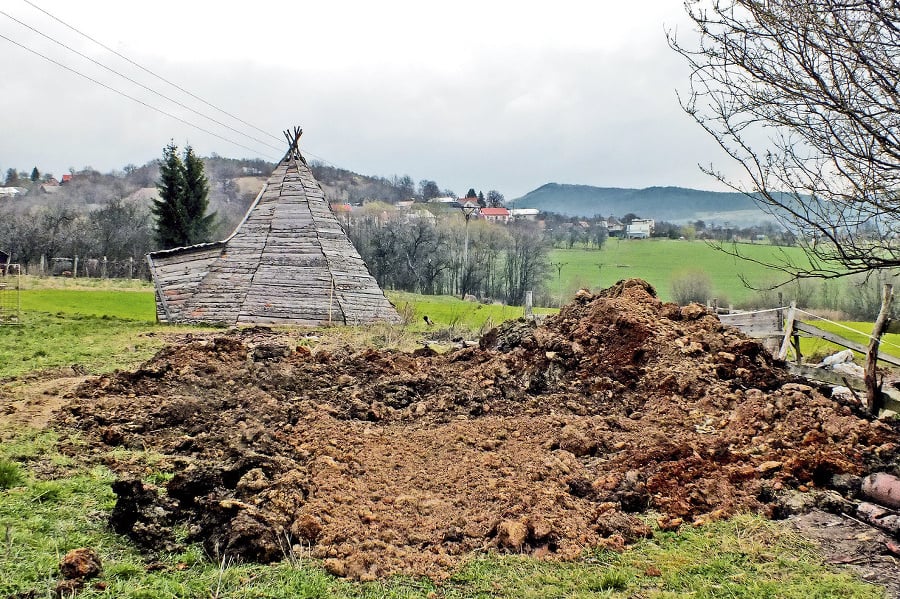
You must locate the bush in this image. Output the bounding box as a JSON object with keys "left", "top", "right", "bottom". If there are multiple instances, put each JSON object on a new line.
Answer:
{"left": 0, "top": 458, "right": 24, "bottom": 489}
{"left": 840, "top": 274, "right": 893, "bottom": 321}
{"left": 671, "top": 270, "right": 713, "bottom": 305}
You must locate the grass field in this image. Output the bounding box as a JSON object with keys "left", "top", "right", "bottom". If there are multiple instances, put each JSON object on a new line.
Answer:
{"left": 550, "top": 239, "right": 812, "bottom": 305}
{"left": 0, "top": 279, "right": 889, "bottom": 598}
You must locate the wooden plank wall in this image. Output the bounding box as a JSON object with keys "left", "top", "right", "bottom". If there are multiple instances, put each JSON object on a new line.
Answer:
{"left": 147, "top": 244, "right": 225, "bottom": 322}
{"left": 719, "top": 310, "right": 783, "bottom": 337}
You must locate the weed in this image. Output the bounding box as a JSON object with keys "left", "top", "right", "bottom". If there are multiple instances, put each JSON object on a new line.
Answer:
{"left": 0, "top": 459, "right": 23, "bottom": 489}
{"left": 592, "top": 569, "right": 630, "bottom": 591}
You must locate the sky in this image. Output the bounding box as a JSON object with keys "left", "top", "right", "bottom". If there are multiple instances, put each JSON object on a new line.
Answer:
{"left": 0, "top": 0, "right": 738, "bottom": 199}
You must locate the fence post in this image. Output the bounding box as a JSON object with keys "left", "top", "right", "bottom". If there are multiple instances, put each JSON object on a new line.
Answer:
{"left": 73, "top": 255, "right": 78, "bottom": 279}
{"left": 101, "top": 256, "right": 108, "bottom": 279}
{"left": 128, "top": 257, "right": 134, "bottom": 279}
{"left": 524, "top": 290, "right": 534, "bottom": 320}
{"left": 866, "top": 283, "right": 894, "bottom": 415}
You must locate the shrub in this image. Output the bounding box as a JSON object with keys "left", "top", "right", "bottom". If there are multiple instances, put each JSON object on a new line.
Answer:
{"left": 671, "top": 270, "right": 713, "bottom": 305}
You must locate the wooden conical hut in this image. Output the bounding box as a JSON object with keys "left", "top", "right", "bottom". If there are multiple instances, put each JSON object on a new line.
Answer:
{"left": 146, "top": 129, "right": 400, "bottom": 326}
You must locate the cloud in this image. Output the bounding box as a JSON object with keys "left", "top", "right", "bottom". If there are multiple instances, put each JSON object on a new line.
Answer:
{"left": 0, "top": 1, "right": 739, "bottom": 197}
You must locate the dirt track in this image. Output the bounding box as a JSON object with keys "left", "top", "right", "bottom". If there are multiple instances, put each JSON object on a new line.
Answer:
{"left": 57, "top": 279, "right": 900, "bottom": 580}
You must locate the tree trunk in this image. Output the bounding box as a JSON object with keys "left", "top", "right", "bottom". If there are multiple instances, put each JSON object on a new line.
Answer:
{"left": 865, "top": 283, "right": 893, "bottom": 415}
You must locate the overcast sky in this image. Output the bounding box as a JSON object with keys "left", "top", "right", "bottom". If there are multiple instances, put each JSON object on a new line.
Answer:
{"left": 0, "top": 0, "right": 738, "bottom": 198}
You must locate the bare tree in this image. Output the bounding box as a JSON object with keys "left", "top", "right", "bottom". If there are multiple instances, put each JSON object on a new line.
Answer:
{"left": 669, "top": 0, "right": 900, "bottom": 280}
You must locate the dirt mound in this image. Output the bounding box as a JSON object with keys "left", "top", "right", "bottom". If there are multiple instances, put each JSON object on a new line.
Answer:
{"left": 57, "top": 279, "right": 900, "bottom": 580}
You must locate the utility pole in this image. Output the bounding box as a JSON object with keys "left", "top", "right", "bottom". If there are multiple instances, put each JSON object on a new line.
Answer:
{"left": 550, "top": 261, "right": 567, "bottom": 308}
{"left": 460, "top": 203, "right": 478, "bottom": 298}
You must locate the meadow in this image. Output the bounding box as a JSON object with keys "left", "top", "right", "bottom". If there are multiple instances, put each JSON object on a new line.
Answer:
{"left": 550, "top": 239, "right": 812, "bottom": 306}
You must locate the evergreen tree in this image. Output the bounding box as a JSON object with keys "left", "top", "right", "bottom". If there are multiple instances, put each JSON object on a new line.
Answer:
{"left": 182, "top": 146, "right": 215, "bottom": 244}
{"left": 152, "top": 143, "right": 189, "bottom": 249}
{"left": 30, "top": 167, "right": 40, "bottom": 182}
{"left": 465, "top": 188, "right": 477, "bottom": 199}
{"left": 5, "top": 168, "right": 18, "bottom": 186}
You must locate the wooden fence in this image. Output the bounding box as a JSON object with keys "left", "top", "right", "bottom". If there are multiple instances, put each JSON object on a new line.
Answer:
{"left": 720, "top": 302, "right": 900, "bottom": 411}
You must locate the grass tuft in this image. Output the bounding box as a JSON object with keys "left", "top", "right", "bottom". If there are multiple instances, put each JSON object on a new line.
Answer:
{"left": 0, "top": 459, "right": 23, "bottom": 489}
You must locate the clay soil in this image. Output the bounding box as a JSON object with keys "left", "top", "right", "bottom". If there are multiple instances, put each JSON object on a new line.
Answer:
{"left": 56, "top": 279, "right": 900, "bottom": 581}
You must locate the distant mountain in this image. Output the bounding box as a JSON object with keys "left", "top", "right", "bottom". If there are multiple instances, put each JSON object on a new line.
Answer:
{"left": 510, "top": 183, "right": 771, "bottom": 224}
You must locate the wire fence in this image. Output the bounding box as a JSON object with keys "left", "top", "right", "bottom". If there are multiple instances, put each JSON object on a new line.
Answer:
{"left": 19, "top": 256, "right": 151, "bottom": 280}
{"left": 0, "top": 265, "right": 21, "bottom": 325}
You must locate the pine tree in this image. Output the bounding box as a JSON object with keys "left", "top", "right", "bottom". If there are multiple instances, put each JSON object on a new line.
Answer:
{"left": 182, "top": 146, "right": 215, "bottom": 244}
{"left": 151, "top": 142, "right": 217, "bottom": 249}
{"left": 152, "top": 143, "right": 189, "bottom": 249}
{"left": 30, "top": 167, "right": 40, "bottom": 182}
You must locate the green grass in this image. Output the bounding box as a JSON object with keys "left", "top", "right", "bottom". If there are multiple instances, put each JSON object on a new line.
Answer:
{"left": 0, "top": 430, "right": 883, "bottom": 598}
{"left": 448, "top": 517, "right": 882, "bottom": 598}
{"left": 0, "top": 312, "right": 165, "bottom": 378}
{"left": 794, "top": 320, "right": 900, "bottom": 363}
{"left": 551, "top": 239, "right": 812, "bottom": 305}
{"left": 19, "top": 289, "right": 156, "bottom": 321}
{"left": 387, "top": 291, "right": 555, "bottom": 333}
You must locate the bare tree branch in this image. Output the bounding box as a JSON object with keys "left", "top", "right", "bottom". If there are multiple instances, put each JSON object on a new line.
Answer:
{"left": 669, "top": 0, "right": 900, "bottom": 281}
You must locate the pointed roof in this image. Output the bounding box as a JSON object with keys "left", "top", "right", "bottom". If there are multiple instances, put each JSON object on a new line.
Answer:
{"left": 146, "top": 134, "right": 400, "bottom": 326}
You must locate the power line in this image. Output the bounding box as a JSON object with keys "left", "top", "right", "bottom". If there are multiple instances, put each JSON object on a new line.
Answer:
{"left": 0, "top": 8, "right": 284, "bottom": 154}
{"left": 21, "top": 0, "right": 285, "bottom": 147}
{"left": 0, "top": 31, "right": 280, "bottom": 160}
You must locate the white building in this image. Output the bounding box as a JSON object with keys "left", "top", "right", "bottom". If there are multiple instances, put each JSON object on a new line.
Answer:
{"left": 509, "top": 208, "right": 539, "bottom": 221}
{"left": 626, "top": 219, "right": 655, "bottom": 239}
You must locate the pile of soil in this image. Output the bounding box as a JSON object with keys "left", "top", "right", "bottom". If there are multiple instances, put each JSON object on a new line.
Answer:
{"left": 57, "top": 279, "right": 900, "bottom": 580}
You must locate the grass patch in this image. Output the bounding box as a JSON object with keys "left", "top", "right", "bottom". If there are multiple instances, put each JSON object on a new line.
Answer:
{"left": 551, "top": 240, "right": 813, "bottom": 305}
{"left": 19, "top": 289, "right": 156, "bottom": 321}
{"left": 796, "top": 320, "right": 900, "bottom": 362}
{"left": 0, "top": 312, "right": 164, "bottom": 378}
{"left": 0, "top": 458, "right": 23, "bottom": 489}
{"left": 447, "top": 516, "right": 883, "bottom": 598}
{"left": 387, "top": 291, "right": 555, "bottom": 333}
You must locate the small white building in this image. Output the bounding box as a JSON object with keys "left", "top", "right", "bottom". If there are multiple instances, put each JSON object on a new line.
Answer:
{"left": 0, "top": 187, "right": 24, "bottom": 197}
{"left": 509, "top": 208, "right": 539, "bottom": 221}
{"left": 626, "top": 219, "right": 655, "bottom": 239}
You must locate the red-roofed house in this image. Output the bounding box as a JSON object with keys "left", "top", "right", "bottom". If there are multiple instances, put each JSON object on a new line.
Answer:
{"left": 480, "top": 207, "right": 510, "bottom": 223}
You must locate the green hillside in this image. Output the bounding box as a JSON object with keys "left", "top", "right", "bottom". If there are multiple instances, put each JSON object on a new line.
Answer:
{"left": 512, "top": 183, "right": 765, "bottom": 223}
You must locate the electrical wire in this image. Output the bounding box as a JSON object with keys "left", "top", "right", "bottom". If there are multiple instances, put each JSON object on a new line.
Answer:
{"left": 0, "top": 31, "right": 281, "bottom": 160}
{"left": 21, "top": 0, "right": 284, "bottom": 146}
{"left": 0, "top": 8, "right": 284, "bottom": 154}
{"left": 11, "top": 0, "right": 346, "bottom": 169}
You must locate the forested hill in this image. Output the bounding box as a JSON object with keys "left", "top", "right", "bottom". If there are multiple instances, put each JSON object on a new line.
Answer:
{"left": 510, "top": 183, "right": 765, "bottom": 222}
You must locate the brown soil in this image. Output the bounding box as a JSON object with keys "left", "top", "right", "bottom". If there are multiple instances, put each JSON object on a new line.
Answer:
{"left": 0, "top": 372, "right": 89, "bottom": 434}
{"left": 55, "top": 279, "right": 900, "bottom": 580}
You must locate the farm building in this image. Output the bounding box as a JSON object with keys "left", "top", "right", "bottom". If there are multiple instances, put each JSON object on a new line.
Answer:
{"left": 146, "top": 130, "right": 400, "bottom": 326}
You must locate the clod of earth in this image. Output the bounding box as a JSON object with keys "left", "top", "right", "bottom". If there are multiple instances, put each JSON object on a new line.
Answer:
{"left": 59, "top": 547, "right": 102, "bottom": 580}
{"left": 57, "top": 279, "right": 900, "bottom": 580}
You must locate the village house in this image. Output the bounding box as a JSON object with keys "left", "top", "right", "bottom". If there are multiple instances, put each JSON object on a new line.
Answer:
{"left": 509, "top": 208, "right": 539, "bottom": 221}
{"left": 626, "top": 218, "right": 655, "bottom": 239}
{"left": 480, "top": 207, "right": 510, "bottom": 224}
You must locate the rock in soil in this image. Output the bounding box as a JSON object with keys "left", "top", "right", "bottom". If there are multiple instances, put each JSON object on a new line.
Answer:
{"left": 56, "top": 279, "right": 900, "bottom": 580}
